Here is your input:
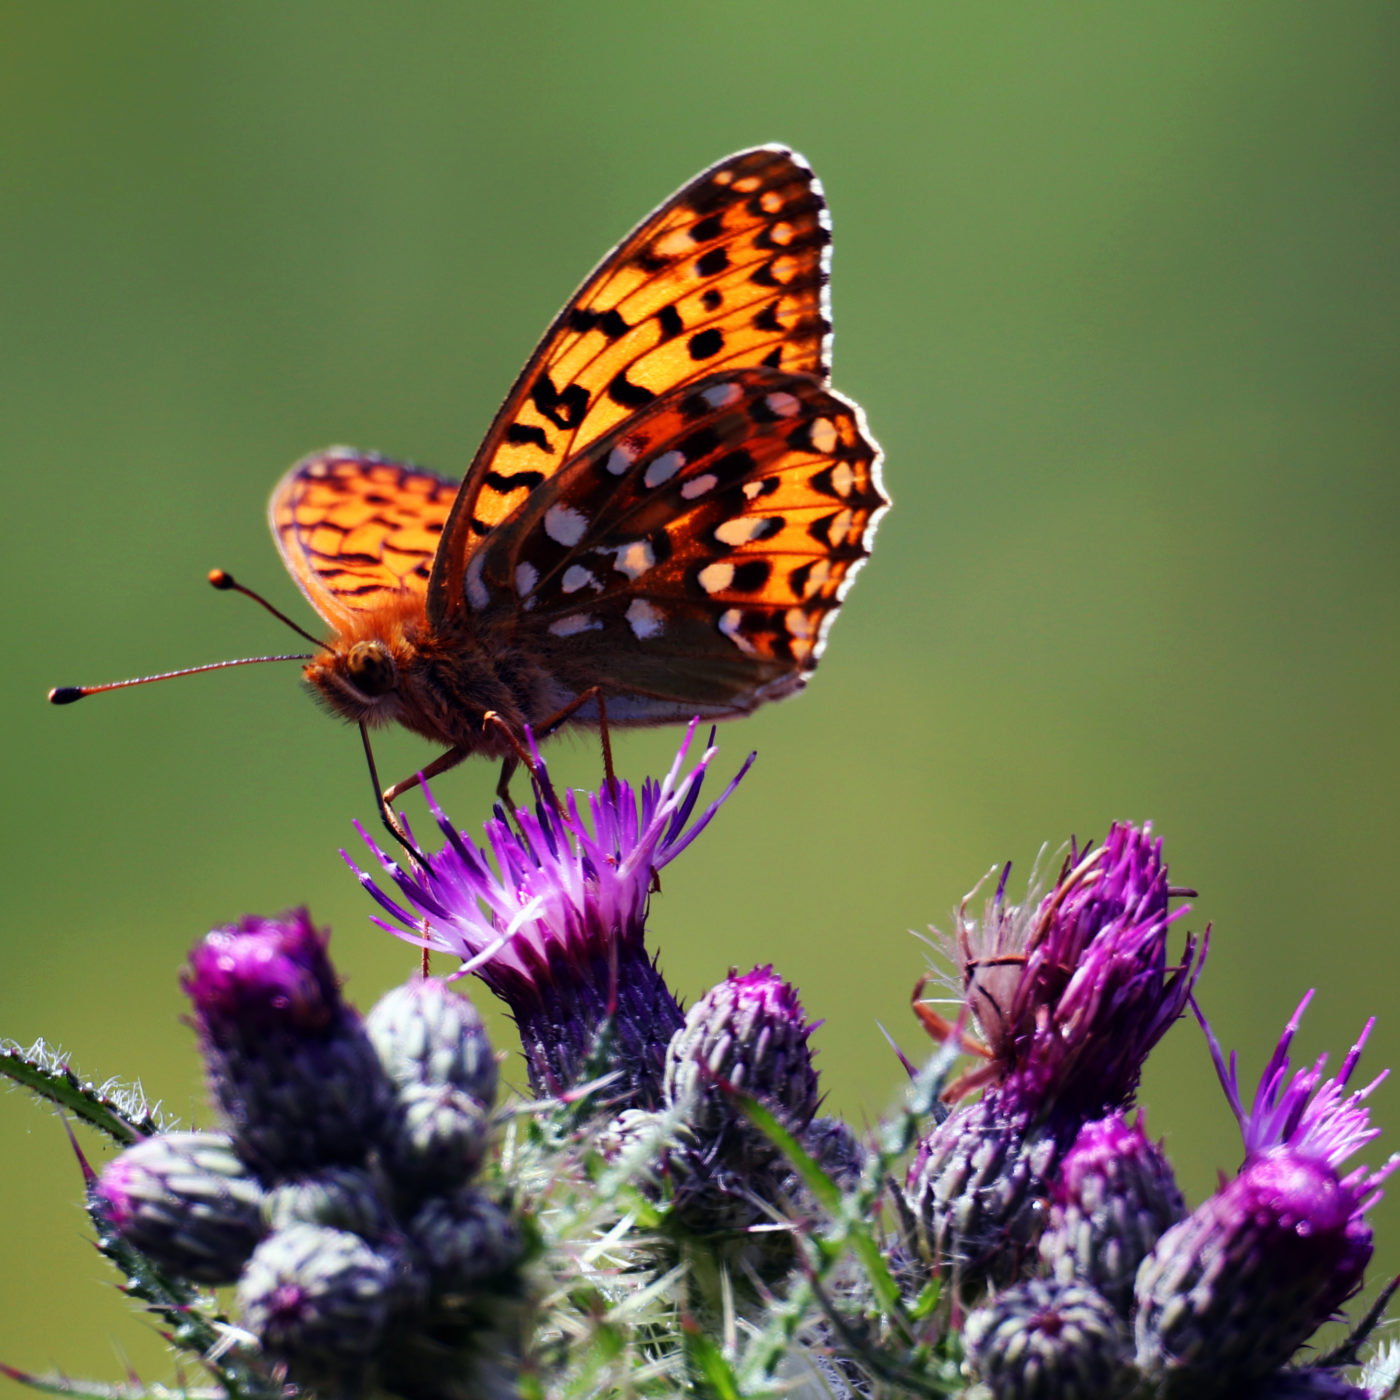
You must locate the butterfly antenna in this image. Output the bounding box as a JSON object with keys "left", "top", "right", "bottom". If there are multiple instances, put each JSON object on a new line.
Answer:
{"left": 48, "top": 569, "right": 320, "bottom": 704}
{"left": 49, "top": 652, "right": 314, "bottom": 704}
{"left": 207, "top": 569, "right": 324, "bottom": 648}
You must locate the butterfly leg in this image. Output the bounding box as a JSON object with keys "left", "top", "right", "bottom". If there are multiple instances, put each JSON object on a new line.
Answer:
{"left": 478, "top": 711, "right": 565, "bottom": 814}
{"left": 534, "top": 686, "right": 617, "bottom": 792}
{"left": 494, "top": 755, "right": 519, "bottom": 814}
{"left": 381, "top": 742, "right": 475, "bottom": 812}
{"left": 358, "top": 722, "right": 428, "bottom": 859}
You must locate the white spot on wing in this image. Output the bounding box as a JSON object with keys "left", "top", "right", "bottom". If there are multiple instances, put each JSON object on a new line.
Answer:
{"left": 626, "top": 598, "right": 665, "bottom": 639}
{"left": 545, "top": 504, "right": 588, "bottom": 547}
{"left": 561, "top": 564, "right": 598, "bottom": 594}
{"left": 718, "top": 608, "right": 758, "bottom": 655}
{"left": 830, "top": 461, "right": 855, "bottom": 497}
{"left": 809, "top": 417, "right": 838, "bottom": 454}
{"left": 465, "top": 553, "right": 489, "bottom": 610}
{"left": 802, "top": 559, "right": 832, "bottom": 598}
{"left": 701, "top": 381, "right": 742, "bottom": 410}
{"left": 764, "top": 391, "right": 800, "bottom": 418}
{"left": 644, "top": 450, "right": 685, "bottom": 489}
{"left": 698, "top": 561, "right": 736, "bottom": 594}
{"left": 548, "top": 614, "right": 602, "bottom": 637}
{"left": 785, "top": 607, "right": 814, "bottom": 642}
{"left": 606, "top": 439, "right": 642, "bottom": 476}
{"left": 515, "top": 562, "right": 538, "bottom": 596}
{"left": 611, "top": 540, "right": 655, "bottom": 579}
{"left": 714, "top": 516, "right": 771, "bottom": 547}
{"left": 681, "top": 472, "right": 718, "bottom": 500}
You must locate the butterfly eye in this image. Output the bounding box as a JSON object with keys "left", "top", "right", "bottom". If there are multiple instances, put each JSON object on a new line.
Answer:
{"left": 345, "top": 641, "right": 397, "bottom": 697}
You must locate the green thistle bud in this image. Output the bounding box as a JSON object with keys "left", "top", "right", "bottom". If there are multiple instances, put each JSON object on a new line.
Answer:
{"left": 261, "top": 1166, "right": 393, "bottom": 1236}
{"left": 366, "top": 977, "right": 498, "bottom": 1110}
{"left": 93, "top": 1130, "right": 263, "bottom": 1284}
{"left": 385, "top": 1081, "right": 490, "bottom": 1192}
{"left": 964, "top": 1279, "right": 1135, "bottom": 1399}
{"left": 236, "top": 1224, "right": 406, "bottom": 1378}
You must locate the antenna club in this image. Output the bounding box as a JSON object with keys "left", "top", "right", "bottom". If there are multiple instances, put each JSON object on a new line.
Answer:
{"left": 48, "top": 687, "right": 85, "bottom": 705}
{"left": 208, "top": 569, "right": 234, "bottom": 590}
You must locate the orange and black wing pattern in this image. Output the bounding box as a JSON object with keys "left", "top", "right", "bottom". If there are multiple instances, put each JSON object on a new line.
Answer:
{"left": 270, "top": 450, "right": 459, "bottom": 633}
{"left": 462, "top": 367, "right": 886, "bottom": 719}
{"left": 428, "top": 146, "right": 834, "bottom": 625}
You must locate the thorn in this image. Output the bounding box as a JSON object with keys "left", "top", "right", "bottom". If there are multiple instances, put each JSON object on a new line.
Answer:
{"left": 876, "top": 1021, "right": 917, "bottom": 1078}
{"left": 60, "top": 1113, "right": 97, "bottom": 1188}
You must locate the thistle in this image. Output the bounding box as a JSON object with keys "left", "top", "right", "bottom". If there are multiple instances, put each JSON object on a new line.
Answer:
{"left": 351, "top": 722, "right": 752, "bottom": 1109}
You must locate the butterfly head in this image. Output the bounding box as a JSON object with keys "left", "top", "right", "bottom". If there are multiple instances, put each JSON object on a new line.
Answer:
{"left": 305, "top": 638, "right": 405, "bottom": 725}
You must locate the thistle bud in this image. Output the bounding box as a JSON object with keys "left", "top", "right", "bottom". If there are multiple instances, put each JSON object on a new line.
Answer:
{"left": 261, "top": 1166, "right": 393, "bottom": 1237}
{"left": 93, "top": 1130, "right": 263, "bottom": 1283}
{"left": 366, "top": 977, "right": 498, "bottom": 1110}
{"left": 964, "top": 1279, "right": 1135, "bottom": 1400}
{"left": 383, "top": 1081, "right": 490, "bottom": 1193}
{"left": 905, "top": 1092, "right": 1063, "bottom": 1295}
{"left": 663, "top": 966, "right": 819, "bottom": 1138}
{"left": 1038, "top": 1112, "right": 1184, "bottom": 1317}
{"left": 408, "top": 1190, "right": 521, "bottom": 1293}
{"left": 236, "top": 1224, "right": 407, "bottom": 1377}
{"left": 184, "top": 912, "right": 391, "bottom": 1174}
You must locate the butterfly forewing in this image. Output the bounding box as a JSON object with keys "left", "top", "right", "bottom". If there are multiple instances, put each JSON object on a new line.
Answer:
{"left": 428, "top": 146, "right": 834, "bottom": 627}
{"left": 462, "top": 368, "right": 886, "bottom": 720}
{"left": 270, "top": 452, "right": 457, "bottom": 629}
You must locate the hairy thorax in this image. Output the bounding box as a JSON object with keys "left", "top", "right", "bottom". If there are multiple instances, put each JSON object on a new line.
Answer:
{"left": 302, "top": 602, "right": 567, "bottom": 757}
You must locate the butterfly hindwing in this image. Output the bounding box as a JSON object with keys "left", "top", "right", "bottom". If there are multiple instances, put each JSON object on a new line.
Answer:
{"left": 463, "top": 367, "right": 886, "bottom": 718}
{"left": 270, "top": 451, "right": 458, "bottom": 629}
{"left": 427, "top": 146, "right": 834, "bottom": 627}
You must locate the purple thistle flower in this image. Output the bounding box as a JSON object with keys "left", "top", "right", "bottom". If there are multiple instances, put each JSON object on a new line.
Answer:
{"left": 349, "top": 722, "right": 753, "bottom": 1108}
{"left": 1134, "top": 994, "right": 1397, "bottom": 1394}
{"left": 184, "top": 911, "right": 392, "bottom": 1174}
{"left": 933, "top": 823, "right": 1204, "bottom": 1124}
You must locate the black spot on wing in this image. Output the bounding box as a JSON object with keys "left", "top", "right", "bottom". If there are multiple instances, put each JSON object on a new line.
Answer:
{"left": 607, "top": 370, "right": 656, "bottom": 410}
{"left": 656, "top": 304, "right": 684, "bottom": 340}
{"left": 690, "top": 213, "right": 725, "bottom": 242}
{"left": 688, "top": 328, "right": 724, "bottom": 361}
{"left": 532, "top": 373, "right": 589, "bottom": 430}
{"left": 695, "top": 247, "right": 729, "bottom": 278}
{"left": 752, "top": 302, "right": 783, "bottom": 333}
{"left": 505, "top": 423, "right": 553, "bottom": 452}
{"left": 729, "top": 559, "right": 772, "bottom": 592}
{"left": 484, "top": 470, "right": 546, "bottom": 494}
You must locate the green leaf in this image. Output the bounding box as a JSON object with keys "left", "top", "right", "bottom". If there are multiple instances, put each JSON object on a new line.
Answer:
{"left": 734, "top": 1092, "right": 902, "bottom": 1318}
{"left": 681, "top": 1324, "right": 743, "bottom": 1400}
{"left": 0, "top": 1039, "right": 162, "bottom": 1145}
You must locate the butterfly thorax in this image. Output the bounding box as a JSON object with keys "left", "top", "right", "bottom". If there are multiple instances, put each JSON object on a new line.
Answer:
{"left": 304, "top": 605, "right": 562, "bottom": 757}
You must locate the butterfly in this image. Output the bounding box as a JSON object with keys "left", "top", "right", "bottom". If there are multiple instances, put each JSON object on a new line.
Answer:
{"left": 53, "top": 147, "right": 888, "bottom": 829}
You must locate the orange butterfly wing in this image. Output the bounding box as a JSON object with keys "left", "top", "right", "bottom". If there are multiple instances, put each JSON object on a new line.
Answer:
{"left": 269, "top": 451, "right": 458, "bottom": 632}
{"left": 427, "top": 146, "right": 834, "bottom": 627}
{"left": 463, "top": 368, "right": 885, "bottom": 720}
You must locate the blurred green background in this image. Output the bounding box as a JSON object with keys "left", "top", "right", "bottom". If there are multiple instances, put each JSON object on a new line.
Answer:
{"left": 3, "top": 3, "right": 1398, "bottom": 1381}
